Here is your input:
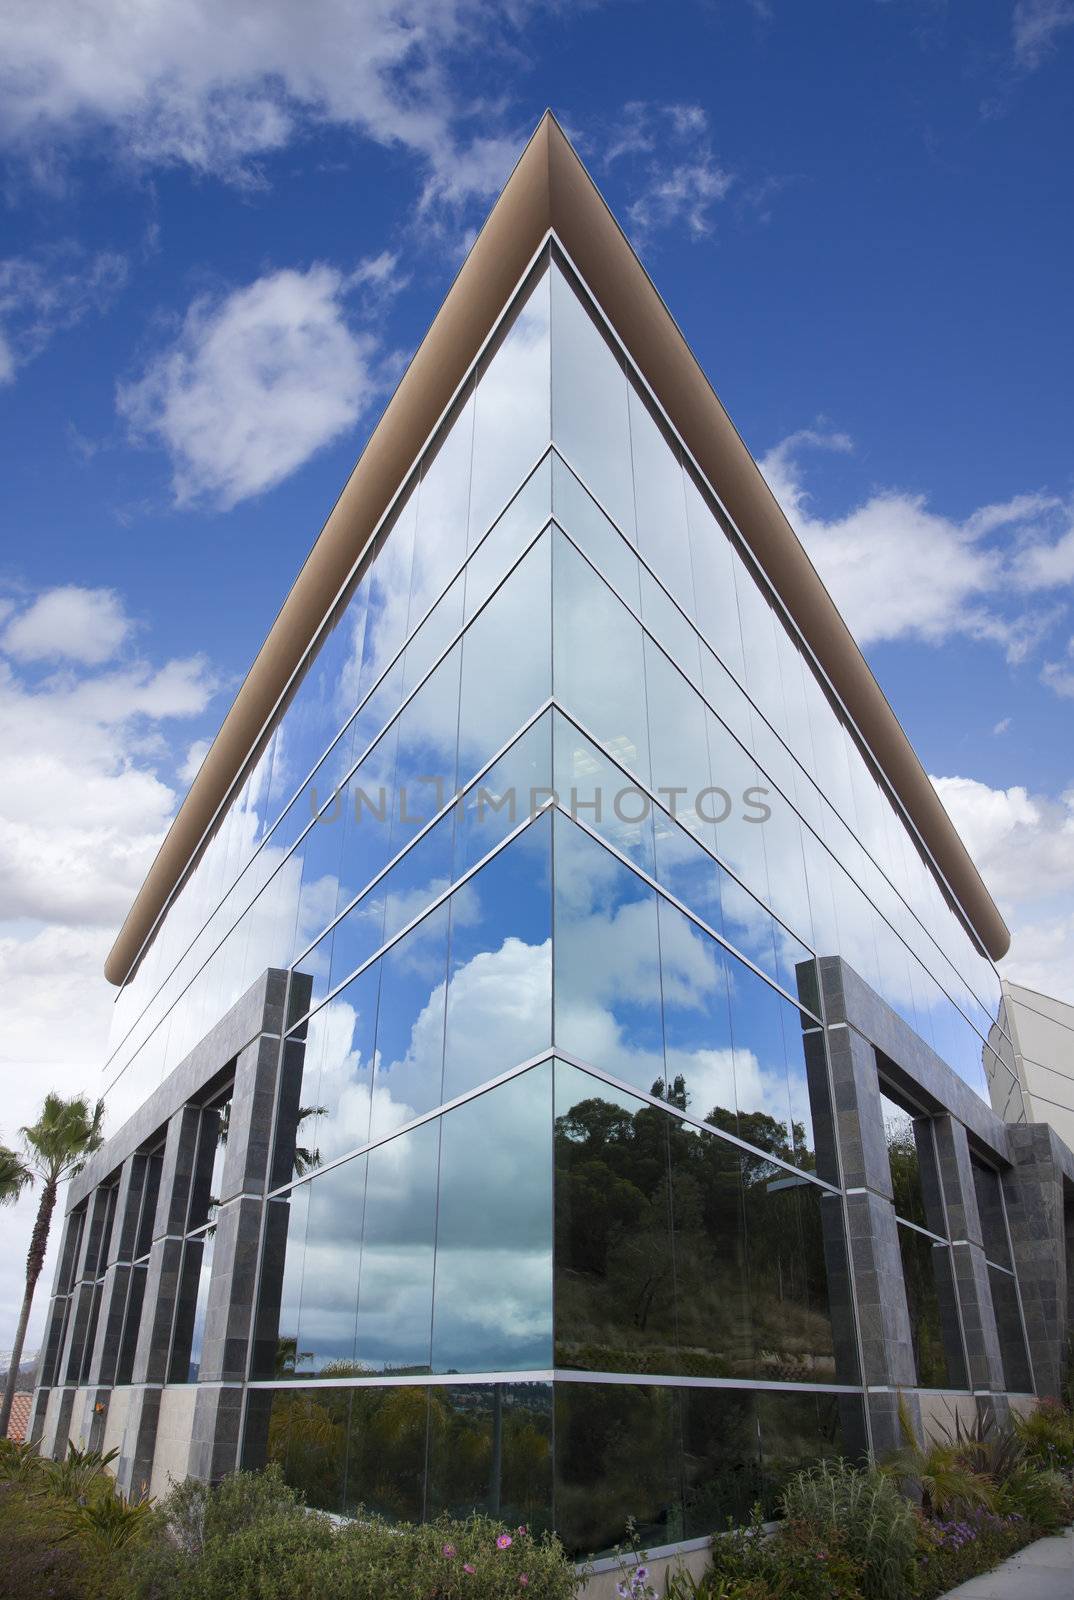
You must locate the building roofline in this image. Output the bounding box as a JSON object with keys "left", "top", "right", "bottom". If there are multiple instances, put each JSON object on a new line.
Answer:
{"left": 104, "top": 111, "right": 1008, "bottom": 985}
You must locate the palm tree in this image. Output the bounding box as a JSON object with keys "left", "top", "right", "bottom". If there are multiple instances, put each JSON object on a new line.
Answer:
{"left": 0, "top": 1145, "right": 31, "bottom": 1207}
{"left": 0, "top": 1095, "right": 104, "bottom": 1437}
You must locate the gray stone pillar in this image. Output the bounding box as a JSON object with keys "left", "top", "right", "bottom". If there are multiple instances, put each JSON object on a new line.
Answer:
{"left": 1004, "top": 1125, "right": 1071, "bottom": 1399}
{"left": 924, "top": 1116, "right": 1007, "bottom": 1421}
{"left": 821, "top": 1012, "right": 920, "bottom": 1456}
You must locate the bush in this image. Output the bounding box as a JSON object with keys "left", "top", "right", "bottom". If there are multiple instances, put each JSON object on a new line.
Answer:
{"left": 122, "top": 1476, "right": 577, "bottom": 1600}
{"left": 1014, "top": 1400, "right": 1074, "bottom": 1477}
{"left": 781, "top": 1459, "right": 917, "bottom": 1600}
{"left": 914, "top": 1506, "right": 1030, "bottom": 1599}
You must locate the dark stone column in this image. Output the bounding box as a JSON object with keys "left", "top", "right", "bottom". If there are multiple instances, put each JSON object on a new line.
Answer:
{"left": 817, "top": 971, "right": 921, "bottom": 1457}
{"left": 1004, "top": 1125, "right": 1071, "bottom": 1399}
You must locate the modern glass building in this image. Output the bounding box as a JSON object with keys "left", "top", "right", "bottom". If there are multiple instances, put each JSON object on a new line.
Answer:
{"left": 32, "top": 115, "right": 1074, "bottom": 1564}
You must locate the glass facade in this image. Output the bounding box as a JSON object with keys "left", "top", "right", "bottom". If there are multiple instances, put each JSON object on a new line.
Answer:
{"left": 86, "top": 243, "right": 1034, "bottom": 1553}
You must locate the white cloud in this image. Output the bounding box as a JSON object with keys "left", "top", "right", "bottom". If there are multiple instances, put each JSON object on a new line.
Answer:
{"left": 0, "top": 248, "right": 127, "bottom": 384}
{"left": 1012, "top": 0, "right": 1074, "bottom": 68}
{"left": 993, "top": 717, "right": 1012, "bottom": 735}
{"left": 0, "top": 0, "right": 530, "bottom": 202}
{"left": 932, "top": 773, "right": 1074, "bottom": 1002}
{"left": 1, "top": 585, "right": 134, "bottom": 665}
{"left": 117, "top": 263, "right": 386, "bottom": 507}
{"left": 605, "top": 102, "right": 735, "bottom": 243}
{"left": 761, "top": 429, "right": 1074, "bottom": 671}
{"left": 0, "top": 584, "right": 220, "bottom": 1351}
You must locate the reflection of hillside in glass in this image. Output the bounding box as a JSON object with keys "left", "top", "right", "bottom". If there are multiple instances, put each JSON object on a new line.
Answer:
{"left": 553, "top": 1063, "right": 849, "bottom": 1384}
{"left": 264, "top": 1382, "right": 554, "bottom": 1531}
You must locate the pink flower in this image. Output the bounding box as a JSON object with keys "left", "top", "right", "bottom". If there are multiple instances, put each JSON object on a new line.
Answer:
{"left": 518, "top": 1525, "right": 528, "bottom": 1536}
{"left": 497, "top": 1533, "right": 513, "bottom": 1550}
{"left": 464, "top": 1563, "right": 476, "bottom": 1575}
{"left": 519, "top": 1576, "right": 530, "bottom": 1587}
{"left": 443, "top": 1544, "right": 457, "bottom": 1559}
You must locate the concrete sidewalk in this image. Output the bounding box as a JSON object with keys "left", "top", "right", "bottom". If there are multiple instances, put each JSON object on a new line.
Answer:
{"left": 941, "top": 1527, "right": 1073, "bottom": 1599}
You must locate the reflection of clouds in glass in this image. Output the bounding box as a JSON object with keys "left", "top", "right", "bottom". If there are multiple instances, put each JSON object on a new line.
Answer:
{"left": 432, "top": 1066, "right": 553, "bottom": 1371}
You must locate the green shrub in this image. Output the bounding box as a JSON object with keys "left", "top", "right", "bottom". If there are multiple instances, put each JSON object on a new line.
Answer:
{"left": 781, "top": 1459, "right": 917, "bottom": 1600}
{"left": 149, "top": 1463, "right": 307, "bottom": 1558}
{"left": 668, "top": 1507, "right": 864, "bottom": 1600}
{"left": 1014, "top": 1401, "right": 1074, "bottom": 1477}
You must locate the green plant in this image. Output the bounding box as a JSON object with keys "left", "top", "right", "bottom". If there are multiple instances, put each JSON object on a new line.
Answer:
{"left": 1014, "top": 1400, "right": 1074, "bottom": 1476}
{"left": 40, "top": 1443, "right": 119, "bottom": 1503}
{"left": 782, "top": 1458, "right": 917, "bottom": 1600}
{"left": 0, "top": 1438, "right": 44, "bottom": 1486}
{"left": 880, "top": 1398, "right": 995, "bottom": 1518}
{"left": 150, "top": 1463, "right": 305, "bottom": 1558}
{"left": 60, "top": 1489, "right": 156, "bottom": 1556}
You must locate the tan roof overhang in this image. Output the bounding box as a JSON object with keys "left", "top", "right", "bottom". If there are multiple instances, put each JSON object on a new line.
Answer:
{"left": 105, "top": 112, "right": 1009, "bottom": 985}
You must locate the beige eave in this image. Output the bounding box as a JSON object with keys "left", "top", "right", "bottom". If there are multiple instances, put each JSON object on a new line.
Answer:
{"left": 105, "top": 112, "right": 1009, "bottom": 985}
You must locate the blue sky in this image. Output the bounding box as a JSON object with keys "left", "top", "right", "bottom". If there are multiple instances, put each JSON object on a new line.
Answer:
{"left": 0, "top": 0, "right": 1072, "bottom": 1347}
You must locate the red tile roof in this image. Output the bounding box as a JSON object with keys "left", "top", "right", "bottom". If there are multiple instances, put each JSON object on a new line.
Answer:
{"left": 6, "top": 1393, "right": 31, "bottom": 1442}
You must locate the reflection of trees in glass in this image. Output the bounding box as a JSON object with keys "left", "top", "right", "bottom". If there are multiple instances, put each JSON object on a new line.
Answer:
{"left": 426, "top": 1386, "right": 553, "bottom": 1532}
{"left": 268, "top": 1390, "right": 347, "bottom": 1511}
{"left": 554, "top": 1077, "right": 838, "bottom": 1381}
{"left": 265, "top": 1383, "right": 554, "bottom": 1530}
{"left": 554, "top": 1381, "right": 683, "bottom": 1557}
{"left": 554, "top": 1091, "right": 676, "bottom": 1372}
{"left": 896, "top": 1225, "right": 950, "bottom": 1389}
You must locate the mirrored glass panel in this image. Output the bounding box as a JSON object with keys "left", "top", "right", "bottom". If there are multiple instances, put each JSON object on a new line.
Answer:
{"left": 554, "top": 1381, "right": 683, "bottom": 1557}
{"left": 553, "top": 814, "right": 665, "bottom": 1097}
{"left": 355, "top": 1117, "right": 440, "bottom": 1375}
{"left": 432, "top": 1066, "right": 554, "bottom": 1373}
{"left": 426, "top": 1383, "right": 554, "bottom": 1531}
{"left": 550, "top": 262, "right": 635, "bottom": 541}
{"left": 553, "top": 1061, "right": 674, "bottom": 1374}
{"left": 442, "top": 813, "right": 552, "bottom": 1104}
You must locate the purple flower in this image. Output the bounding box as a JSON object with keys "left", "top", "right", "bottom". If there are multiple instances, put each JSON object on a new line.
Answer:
{"left": 497, "top": 1533, "right": 513, "bottom": 1550}
{"left": 636, "top": 1568, "right": 648, "bottom": 1582}
{"left": 443, "top": 1544, "right": 457, "bottom": 1560}
{"left": 464, "top": 1563, "right": 476, "bottom": 1576}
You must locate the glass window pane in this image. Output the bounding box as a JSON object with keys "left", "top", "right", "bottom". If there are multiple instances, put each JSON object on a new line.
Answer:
{"left": 458, "top": 532, "right": 552, "bottom": 779}
{"left": 644, "top": 637, "right": 716, "bottom": 856}
{"left": 469, "top": 268, "right": 551, "bottom": 544}
{"left": 681, "top": 1387, "right": 760, "bottom": 1536}
{"left": 971, "top": 1158, "right": 1012, "bottom": 1269}
{"left": 667, "top": 1116, "right": 751, "bottom": 1379}
{"left": 253, "top": 1187, "right": 309, "bottom": 1379}
{"left": 683, "top": 469, "right": 746, "bottom": 686}
{"left": 726, "top": 955, "right": 795, "bottom": 1160}
{"left": 442, "top": 813, "right": 552, "bottom": 1104}
{"left": 355, "top": 1117, "right": 440, "bottom": 1375}
{"left": 988, "top": 1265, "right": 1032, "bottom": 1391}
{"left": 432, "top": 1066, "right": 553, "bottom": 1373}
{"left": 454, "top": 713, "right": 553, "bottom": 880}
{"left": 553, "top": 1061, "right": 675, "bottom": 1374}
{"left": 554, "top": 530, "right": 650, "bottom": 785}
{"left": 264, "top": 1386, "right": 350, "bottom": 1515}
{"left": 897, "top": 1224, "right": 966, "bottom": 1389}
{"left": 552, "top": 453, "right": 640, "bottom": 609}
{"left": 744, "top": 1166, "right": 844, "bottom": 1383}
{"left": 342, "top": 1386, "right": 428, "bottom": 1521}
{"left": 550, "top": 263, "right": 636, "bottom": 540}
{"left": 554, "top": 1382, "right": 683, "bottom": 1558}
{"left": 629, "top": 385, "right": 695, "bottom": 616}
{"left": 554, "top": 711, "right": 656, "bottom": 879}
{"left": 426, "top": 1383, "right": 554, "bottom": 1531}
{"left": 290, "top": 1155, "right": 366, "bottom": 1379}
{"left": 366, "top": 903, "right": 449, "bottom": 1142}
{"left": 880, "top": 1090, "right": 929, "bottom": 1229}
{"left": 295, "top": 965, "right": 380, "bottom": 1170}
{"left": 553, "top": 815, "right": 665, "bottom": 1097}
{"left": 757, "top": 1391, "right": 862, "bottom": 1517}
{"left": 464, "top": 455, "right": 552, "bottom": 624}
{"left": 657, "top": 896, "right": 736, "bottom": 1132}
{"left": 412, "top": 389, "right": 474, "bottom": 625}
